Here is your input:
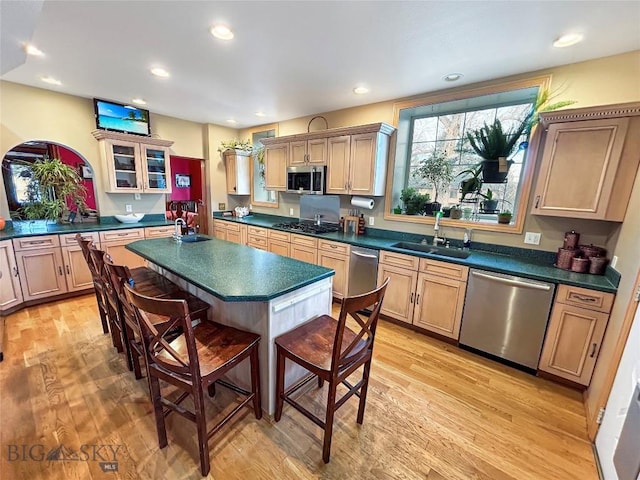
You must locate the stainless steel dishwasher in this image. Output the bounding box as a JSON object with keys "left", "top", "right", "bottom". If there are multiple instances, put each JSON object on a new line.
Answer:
{"left": 459, "top": 269, "right": 556, "bottom": 370}
{"left": 348, "top": 246, "right": 379, "bottom": 296}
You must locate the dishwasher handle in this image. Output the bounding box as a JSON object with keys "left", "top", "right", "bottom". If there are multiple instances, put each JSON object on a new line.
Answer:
{"left": 471, "top": 270, "right": 552, "bottom": 291}
{"left": 351, "top": 251, "right": 378, "bottom": 260}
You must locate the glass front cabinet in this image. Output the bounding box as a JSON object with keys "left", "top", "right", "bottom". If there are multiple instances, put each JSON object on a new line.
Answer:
{"left": 93, "top": 130, "right": 173, "bottom": 194}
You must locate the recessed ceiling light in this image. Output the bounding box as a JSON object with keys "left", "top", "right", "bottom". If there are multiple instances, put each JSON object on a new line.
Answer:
{"left": 255, "top": 112, "right": 266, "bottom": 117}
{"left": 24, "top": 44, "right": 44, "bottom": 56}
{"left": 553, "top": 33, "right": 583, "bottom": 48}
{"left": 353, "top": 86, "right": 369, "bottom": 95}
{"left": 131, "top": 98, "right": 147, "bottom": 105}
{"left": 40, "top": 76, "right": 61, "bottom": 86}
{"left": 226, "top": 119, "right": 238, "bottom": 124}
{"left": 443, "top": 73, "right": 463, "bottom": 82}
{"left": 150, "top": 67, "right": 170, "bottom": 78}
{"left": 210, "top": 24, "right": 234, "bottom": 40}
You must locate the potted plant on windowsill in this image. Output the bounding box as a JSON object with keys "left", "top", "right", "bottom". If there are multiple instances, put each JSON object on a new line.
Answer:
{"left": 479, "top": 188, "right": 498, "bottom": 212}
{"left": 413, "top": 149, "right": 454, "bottom": 214}
{"left": 497, "top": 210, "right": 513, "bottom": 224}
{"left": 400, "top": 187, "right": 430, "bottom": 215}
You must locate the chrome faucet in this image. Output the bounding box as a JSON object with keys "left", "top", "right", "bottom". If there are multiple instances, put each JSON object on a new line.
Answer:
{"left": 173, "top": 218, "right": 186, "bottom": 241}
{"left": 432, "top": 211, "right": 446, "bottom": 246}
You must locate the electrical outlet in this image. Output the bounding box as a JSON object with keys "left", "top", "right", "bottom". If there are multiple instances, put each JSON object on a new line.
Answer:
{"left": 369, "top": 216, "right": 374, "bottom": 226}
{"left": 134, "top": 193, "right": 141, "bottom": 200}
{"left": 524, "top": 232, "right": 541, "bottom": 245}
{"left": 249, "top": 204, "right": 253, "bottom": 210}
{"left": 218, "top": 203, "right": 226, "bottom": 210}
{"left": 611, "top": 255, "right": 618, "bottom": 269}
{"left": 289, "top": 208, "right": 294, "bottom": 216}
{"left": 125, "top": 204, "right": 133, "bottom": 213}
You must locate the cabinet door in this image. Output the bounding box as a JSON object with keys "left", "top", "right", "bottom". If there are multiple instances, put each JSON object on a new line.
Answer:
{"left": 265, "top": 143, "right": 288, "bottom": 191}
{"left": 268, "top": 239, "right": 290, "bottom": 257}
{"left": 226, "top": 230, "right": 243, "bottom": 244}
{"left": 225, "top": 154, "right": 238, "bottom": 193}
{"left": 318, "top": 251, "right": 349, "bottom": 299}
{"left": 105, "top": 140, "right": 142, "bottom": 192}
{"left": 62, "top": 246, "right": 94, "bottom": 292}
{"left": 15, "top": 248, "right": 68, "bottom": 301}
{"left": 376, "top": 263, "right": 417, "bottom": 324}
{"left": 289, "top": 140, "right": 307, "bottom": 166}
{"left": 412, "top": 272, "right": 466, "bottom": 339}
{"left": 538, "top": 303, "right": 609, "bottom": 385}
{"left": 532, "top": 118, "right": 629, "bottom": 220}
{"left": 349, "top": 132, "right": 377, "bottom": 195}
{"left": 102, "top": 242, "right": 147, "bottom": 269}
{"left": 145, "top": 226, "right": 175, "bottom": 238}
{"left": 290, "top": 244, "right": 317, "bottom": 264}
{"left": 247, "top": 236, "right": 268, "bottom": 251}
{"left": 140, "top": 145, "right": 171, "bottom": 193}
{"left": 326, "top": 136, "right": 351, "bottom": 194}
{"left": 307, "top": 138, "right": 328, "bottom": 164}
{"left": 225, "top": 152, "right": 251, "bottom": 195}
{"left": 0, "top": 240, "right": 23, "bottom": 311}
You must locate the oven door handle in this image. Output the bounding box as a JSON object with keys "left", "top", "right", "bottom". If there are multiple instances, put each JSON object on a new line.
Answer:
{"left": 471, "top": 271, "right": 552, "bottom": 291}
{"left": 351, "top": 251, "right": 378, "bottom": 260}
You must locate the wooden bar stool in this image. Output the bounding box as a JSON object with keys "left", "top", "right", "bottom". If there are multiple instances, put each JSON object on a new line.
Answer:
{"left": 124, "top": 285, "right": 262, "bottom": 477}
{"left": 274, "top": 278, "right": 389, "bottom": 463}
{"left": 103, "top": 253, "right": 209, "bottom": 379}
{"left": 75, "top": 234, "right": 109, "bottom": 335}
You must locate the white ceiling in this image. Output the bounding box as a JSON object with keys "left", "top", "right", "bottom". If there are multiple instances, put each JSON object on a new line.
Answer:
{"left": 1, "top": 1, "right": 639, "bottom": 128}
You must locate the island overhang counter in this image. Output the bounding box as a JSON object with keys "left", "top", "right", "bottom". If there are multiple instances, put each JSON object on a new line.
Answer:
{"left": 126, "top": 236, "right": 335, "bottom": 415}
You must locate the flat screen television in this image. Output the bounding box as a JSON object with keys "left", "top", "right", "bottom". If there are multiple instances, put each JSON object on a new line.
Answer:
{"left": 94, "top": 98, "right": 151, "bottom": 136}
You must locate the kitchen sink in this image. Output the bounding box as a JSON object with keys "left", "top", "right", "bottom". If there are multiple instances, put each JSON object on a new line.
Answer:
{"left": 390, "top": 242, "right": 471, "bottom": 259}
{"left": 181, "top": 235, "right": 212, "bottom": 243}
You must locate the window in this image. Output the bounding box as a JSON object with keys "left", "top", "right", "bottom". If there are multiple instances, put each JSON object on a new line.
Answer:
{"left": 387, "top": 77, "right": 550, "bottom": 233}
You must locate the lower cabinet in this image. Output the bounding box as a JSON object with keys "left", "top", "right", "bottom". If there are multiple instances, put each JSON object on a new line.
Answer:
{"left": 59, "top": 232, "right": 99, "bottom": 292}
{"left": 539, "top": 285, "right": 614, "bottom": 385}
{"left": 213, "top": 220, "right": 246, "bottom": 244}
{"left": 318, "top": 239, "right": 350, "bottom": 299}
{"left": 377, "top": 251, "right": 468, "bottom": 340}
{"left": 267, "top": 230, "right": 290, "bottom": 256}
{"left": 144, "top": 225, "right": 175, "bottom": 238}
{"left": 290, "top": 234, "right": 318, "bottom": 264}
{"left": 14, "top": 247, "right": 68, "bottom": 301}
{"left": 0, "top": 240, "right": 23, "bottom": 311}
{"left": 247, "top": 226, "right": 268, "bottom": 251}
{"left": 99, "top": 229, "right": 147, "bottom": 269}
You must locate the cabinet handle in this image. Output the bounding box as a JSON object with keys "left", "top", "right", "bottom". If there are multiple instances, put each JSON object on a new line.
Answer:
{"left": 117, "top": 233, "right": 128, "bottom": 237}
{"left": 29, "top": 240, "right": 48, "bottom": 245}
{"left": 535, "top": 195, "right": 540, "bottom": 208}
{"left": 590, "top": 343, "right": 598, "bottom": 358}
{"left": 410, "top": 292, "right": 414, "bottom": 304}
{"left": 416, "top": 293, "right": 420, "bottom": 305}
{"left": 572, "top": 294, "right": 597, "bottom": 303}
{"left": 13, "top": 266, "right": 19, "bottom": 277}
{"left": 66, "top": 265, "right": 71, "bottom": 274}
{"left": 58, "top": 266, "right": 63, "bottom": 276}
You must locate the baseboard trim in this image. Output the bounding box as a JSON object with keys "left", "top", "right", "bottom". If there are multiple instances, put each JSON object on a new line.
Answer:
{"left": 592, "top": 443, "right": 604, "bottom": 480}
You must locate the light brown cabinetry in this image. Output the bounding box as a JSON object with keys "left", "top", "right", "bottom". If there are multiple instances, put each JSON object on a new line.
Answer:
{"left": 377, "top": 252, "right": 468, "bottom": 339}
{"left": 0, "top": 240, "right": 23, "bottom": 311}
{"left": 264, "top": 142, "right": 288, "bottom": 191}
{"left": 539, "top": 285, "right": 614, "bottom": 385}
{"left": 13, "top": 235, "right": 68, "bottom": 301}
{"left": 267, "top": 230, "right": 291, "bottom": 257}
{"left": 92, "top": 130, "right": 174, "bottom": 194}
{"left": 144, "top": 226, "right": 175, "bottom": 239}
{"left": 224, "top": 150, "right": 251, "bottom": 195}
{"left": 532, "top": 103, "right": 640, "bottom": 221}
{"left": 213, "top": 220, "right": 246, "bottom": 245}
{"left": 247, "top": 226, "right": 268, "bottom": 251}
{"left": 290, "top": 234, "right": 318, "bottom": 264}
{"left": 99, "top": 229, "right": 146, "bottom": 269}
{"left": 59, "top": 232, "right": 100, "bottom": 292}
{"left": 289, "top": 138, "right": 328, "bottom": 165}
{"left": 318, "top": 239, "right": 350, "bottom": 299}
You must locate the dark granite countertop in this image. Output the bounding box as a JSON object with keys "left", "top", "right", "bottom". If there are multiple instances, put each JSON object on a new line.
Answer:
{"left": 214, "top": 214, "right": 619, "bottom": 294}
{"left": 126, "top": 236, "right": 334, "bottom": 302}
{"left": 0, "top": 215, "right": 173, "bottom": 240}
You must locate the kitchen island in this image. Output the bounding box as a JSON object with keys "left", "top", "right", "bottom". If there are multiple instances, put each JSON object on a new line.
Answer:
{"left": 126, "top": 236, "right": 335, "bottom": 415}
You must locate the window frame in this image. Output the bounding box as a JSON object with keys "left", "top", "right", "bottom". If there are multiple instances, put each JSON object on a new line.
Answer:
{"left": 247, "top": 123, "right": 279, "bottom": 209}
{"left": 384, "top": 76, "right": 551, "bottom": 234}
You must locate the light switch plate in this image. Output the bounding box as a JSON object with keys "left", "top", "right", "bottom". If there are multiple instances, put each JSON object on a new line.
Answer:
{"left": 369, "top": 216, "right": 374, "bottom": 226}
{"left": 134, "top": 193, "right": 141, "bottom": 200}
{"left": 125, "top": 204, "right": 132, "bottom": 213}
{"left": 524, "top": 232, "right": 541, "bottom": 245}
{"left": 289, "top": 208, "right": 294, "bottom": 216}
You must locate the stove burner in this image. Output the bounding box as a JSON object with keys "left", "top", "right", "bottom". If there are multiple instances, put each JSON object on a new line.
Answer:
{"left": 272, "top": 221, "right": 340, "bottom": 234}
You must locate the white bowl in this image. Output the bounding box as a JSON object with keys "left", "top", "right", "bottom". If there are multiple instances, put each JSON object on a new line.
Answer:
{"left": 114, "top": 213, "right": 145, "bottom": 224}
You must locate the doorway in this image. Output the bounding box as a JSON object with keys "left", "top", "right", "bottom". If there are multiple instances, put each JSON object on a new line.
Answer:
{"left": 168, "top": 156, "right": 208, "bottom": 234}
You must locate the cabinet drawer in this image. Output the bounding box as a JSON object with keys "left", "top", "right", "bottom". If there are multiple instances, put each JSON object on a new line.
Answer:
{"left": 380, "top": 251, "right": 419, "bottom": 271}
{"left": 291, "top": 233, "right": 317, "bottom": 248}
{"left": 248, "top": 236, "right": 268, "bottom": 249}
{"left": 268, "top": 230, "right": 291, "bottom": 242}
{"left": 59, "top": 232, "right": 99, "bottom": 246}
{"left": 318, "top": 239, "right": 350, "bottom": 256}
{"left": 144, "top": 226, "right": 175, "bottom": 238}
{"left": 13, "top": 235, "right": 60, "bottom": 251}
{"left": 556, "top": 284, "right": 614, "bottom": 313}
{"left": 247, "top": 226, "right": 268, "bottom": 237}
{"left": 419, "top": 258, "right": 468, "bottom": 281}
{"left": 99, "top": 229, "right": 144, "bottom": 243}
{"left": 224, "top": 222, "right": 241, "bottom": 233}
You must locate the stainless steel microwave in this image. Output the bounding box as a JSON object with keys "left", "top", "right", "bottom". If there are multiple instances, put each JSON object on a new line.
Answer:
{"left": 286, "top": 166, "right": 326, "bottom": 194}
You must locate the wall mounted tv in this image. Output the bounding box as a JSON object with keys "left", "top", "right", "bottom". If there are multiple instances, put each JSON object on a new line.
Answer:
{"left": 94, "top": 98, "right": 151, "bottom": 136}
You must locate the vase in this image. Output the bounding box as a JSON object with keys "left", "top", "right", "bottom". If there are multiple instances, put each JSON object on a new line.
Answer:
{"left": 481, "top": 159, "right": 510, "bottom": 183}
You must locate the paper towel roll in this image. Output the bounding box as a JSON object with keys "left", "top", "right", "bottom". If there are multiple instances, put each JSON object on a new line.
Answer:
{"left": 351, "top": 196, "right": 375, "bottom": 210}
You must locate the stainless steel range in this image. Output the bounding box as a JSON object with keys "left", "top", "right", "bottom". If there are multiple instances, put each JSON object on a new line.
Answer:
{"left": 271, "top": 221, "right": 340, "bottom": 235}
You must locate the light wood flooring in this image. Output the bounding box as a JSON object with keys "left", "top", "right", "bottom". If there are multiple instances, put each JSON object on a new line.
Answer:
{"left": 0, "top": 295, "right": 598, "bottom": 480}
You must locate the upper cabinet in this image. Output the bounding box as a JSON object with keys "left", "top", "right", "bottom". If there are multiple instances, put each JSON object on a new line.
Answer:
{"left": 93, "top": 130, "right": 174, "bottom": 194}
{"left": 224, "top": 150, "right": 251, "bottom": 195}
{"left": 531, "top": 103, "right": 640, "bottom": 221}
{"left": 262, "top": 122, "right": 395, "bottom": 196}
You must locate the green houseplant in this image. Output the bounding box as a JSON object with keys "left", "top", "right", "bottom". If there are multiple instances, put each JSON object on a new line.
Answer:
{"left": 457, "top": 164, "right": 483, "bottom": 201}
{"left": 400, "top": 187, "right": 430, "bottom": 215}
{"left": 479, "top": 188, "right": 498, "bottom": 212}
{"left": 412, "top": 150, "right": 454, "bottom": 204}
{"left": 20, "top": 157, "right": 88, "bottom": 222}
{"left": 497, "top": 210, "right": 513, "bottom": 224}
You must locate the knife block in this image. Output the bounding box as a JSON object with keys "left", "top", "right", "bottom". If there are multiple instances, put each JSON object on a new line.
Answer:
{"left": 343, "top": 215, "right": 360, "bottom": 234}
